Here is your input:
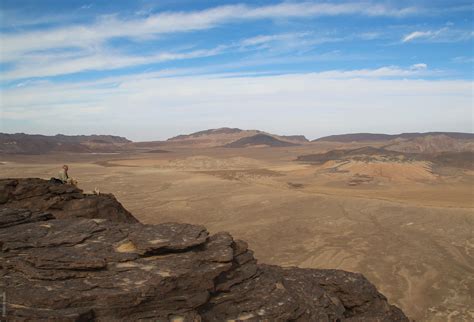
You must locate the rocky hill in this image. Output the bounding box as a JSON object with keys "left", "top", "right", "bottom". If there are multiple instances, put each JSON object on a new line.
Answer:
{"left": 0, "top": 133, "right": 131, "bottom": 154}
{"left": 296, "top": 147, "right": 401, "bottom": 164}
{"left": 384, "top": 134, "right": 474, "bottom": 153}
{"left": 164, "top": 128, "right": 307, "bottom": 147}
{"left": 279, "top": 135, "right": 309, "bottom": 143}
{"left": 223, "top": 133, "right": 299, "bottom": 148}
{"left": 296, "top": 147, "right": 474, "bottom": 170}
{"left": 314, "top": 132, "right": 474, "bottom": 143}
{"left": 0, "top": 178, "right": 408, "bottom": 321}
{"left": 168, "top": 128, "right": 246, "bottom": 141}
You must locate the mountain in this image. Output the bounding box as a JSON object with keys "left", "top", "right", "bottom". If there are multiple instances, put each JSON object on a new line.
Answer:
{"left": 0, "top": 133, "right": 130, "bottom": 154}
{"left": 0, "top": 178, "right": 408, "bottom": 321}
{"left": 314, "top": 132, "right": 474, "bottom": 142}
{"left": 164, "top": 127, "right": 260, "bottom": 147}
{"left": 168, "top": 127, "right": 246, "bottom": 141}
{"left": 384, "top": 134, "right": 474, "bottom": 153}
{"left": 50, "top": 134, "right": 130, "bottom": 144}
{"left": 279, "top": 135, "right": 309, "bottom": 143}
{"left": 223, "top": 133, "right": 299, "bottom": 148}
{"left": 165, "top": 127, "right": 308, "bottom": 147}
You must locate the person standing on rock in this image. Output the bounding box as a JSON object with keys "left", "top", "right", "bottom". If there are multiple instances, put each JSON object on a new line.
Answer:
{"left": 57, "top": 165, "right": 77, "bottom": 185}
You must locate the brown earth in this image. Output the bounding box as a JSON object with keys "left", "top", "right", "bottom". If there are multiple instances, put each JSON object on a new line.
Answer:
{"left": 1, "top": 143, "right": 473, "bottom": 321}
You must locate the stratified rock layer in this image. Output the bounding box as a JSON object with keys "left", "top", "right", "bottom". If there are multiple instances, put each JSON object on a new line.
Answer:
{"left": 0, "top": 179, "right": 408, "bottom": 321}
{"left": 0, "top": 178, "right": 137, "bottom": 223}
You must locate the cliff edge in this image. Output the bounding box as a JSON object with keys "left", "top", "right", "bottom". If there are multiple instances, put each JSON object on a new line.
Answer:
{"left": 0, "top": 178, "right": 408, "bottom": 321}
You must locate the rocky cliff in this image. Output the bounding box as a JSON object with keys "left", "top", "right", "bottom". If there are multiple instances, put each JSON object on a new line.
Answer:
{"left": 0, "top": 178, "right": 408, "bottom": 321}
{"left": 0, "top": 178, "right": 137, "bottom": 223}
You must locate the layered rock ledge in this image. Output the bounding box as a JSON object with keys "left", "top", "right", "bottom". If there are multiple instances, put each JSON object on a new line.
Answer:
{"left": 0, "top": 178, "right": 408, "bottom": 321}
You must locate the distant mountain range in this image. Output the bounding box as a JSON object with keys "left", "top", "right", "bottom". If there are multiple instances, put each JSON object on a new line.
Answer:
{"left": 1, "top": 130, "right": 473, "bottom": 154}
{"left": 0, "top": 133, "right": 130, "bottom": 154}
{"left": 313, "top": 132, "right": 474, "bottom": 142}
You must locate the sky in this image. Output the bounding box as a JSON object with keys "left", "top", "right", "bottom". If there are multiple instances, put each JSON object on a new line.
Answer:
{"left": 0, "top": 0, "right": 473, "bottom": 141}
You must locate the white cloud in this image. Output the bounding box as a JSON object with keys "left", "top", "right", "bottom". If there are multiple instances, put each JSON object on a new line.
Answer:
{"left": 240, "top": 33, "right": 303, "bottom": 47}
{"left": 410, "top": 63, "right": 427, "bottom": 70}
{"left": 402, "top": 27, "right": 473, "bottom": 43}
{"left": 238, "top": 32, "right": 340, "bottom": 53}
{"left": 1, "top": 2, "right": 419, "bottom": 62}
{"left": 316, "top": 64, "right": 432, "bottom": 78}
{"left": 2, "top": 68, "right": 471, "bottom": 140}
{"left": 0, "top": 2, "right": 425, "bottom": 81}
{"left": 0, "top": 46, "right": 227, "bottom": 80}
{"left": 402, "top": 31, "right": 433, "bottom": 42}
{"left": 0, "top": 30, "right": 353, "bottom": 81}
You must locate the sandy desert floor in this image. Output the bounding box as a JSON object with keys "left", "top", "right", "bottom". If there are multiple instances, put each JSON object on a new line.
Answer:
{"left": 1, "top": 146, "right": 473, "bottom": 321}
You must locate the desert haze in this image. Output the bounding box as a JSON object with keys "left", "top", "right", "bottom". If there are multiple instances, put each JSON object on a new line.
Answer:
{"left": 1, "top": 129, "right": 473, "bottom": 321}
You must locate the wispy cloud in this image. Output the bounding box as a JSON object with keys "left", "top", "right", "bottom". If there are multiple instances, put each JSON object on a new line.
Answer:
{"left": 240, "top": 33, "right": 310, "bottom": 47}
{"left": 0, "top": 2, "right": 430, "bottom": 82}
{"left": 316, "top": 64, "right": 432, "bottom": 78}
{"left": 239, "top": 32, "right": 341, "bottom": 53}
{"left": 402, "top": 27, "right": 473, "bottom": 43}
{"left": 0, "top": 46, "right": 227, "bottom": 80}
{"left": 402, "top": 30, "right": 434, "bottom": 42}
{"left": 452, "top": 56, "right": 474, "bottom": 64}
{"left": 1, "top": 2, "right": 419, "bottom": 61}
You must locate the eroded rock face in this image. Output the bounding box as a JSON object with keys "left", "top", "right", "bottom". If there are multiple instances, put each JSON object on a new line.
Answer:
{"left": 0, "top": 178, "right": 138, "bottom": 223}
{"left": 0, "top": 179, "right": 408, "bottom": 321}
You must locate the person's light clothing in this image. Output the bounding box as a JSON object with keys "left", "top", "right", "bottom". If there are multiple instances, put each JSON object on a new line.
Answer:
{"left": 58, "top": 170, "right": 69, "bottom": 183}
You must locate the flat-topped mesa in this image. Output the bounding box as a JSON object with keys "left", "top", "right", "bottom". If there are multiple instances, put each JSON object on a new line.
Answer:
{"left": 0, "top": 178, "right": 409, "bottom": 321}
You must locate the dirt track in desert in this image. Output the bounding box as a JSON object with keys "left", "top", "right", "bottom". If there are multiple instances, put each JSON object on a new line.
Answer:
{"left": 1, "top": 146, "right": 473, "bottom": 321}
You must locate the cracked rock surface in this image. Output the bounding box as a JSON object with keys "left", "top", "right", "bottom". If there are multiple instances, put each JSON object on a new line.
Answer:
{"left": 0, "top": 178, "right": 408, "bottom": 321}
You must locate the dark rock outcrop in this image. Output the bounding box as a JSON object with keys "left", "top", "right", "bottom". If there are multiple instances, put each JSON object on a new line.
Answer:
{"left": 279, "top": 135, "right": 309, "bottom": 143}
{"left": 0, "top": 178, "right": 408, "bottom": 321}
{"left": 224, "top": 134, "right": 299, "bottom": 148}
{"left": 296, "top": 147, "right": 474, "bottom": 169}
{"left": 0, "top": 178, "right": 137, "bottom": 223}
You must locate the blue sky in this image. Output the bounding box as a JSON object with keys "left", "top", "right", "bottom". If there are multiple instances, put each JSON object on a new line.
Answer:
{"left": 0, "top": 1, "right": 473, "bottom": 140}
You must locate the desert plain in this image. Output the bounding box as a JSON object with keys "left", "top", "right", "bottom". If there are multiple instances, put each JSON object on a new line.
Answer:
{"left": 1, "top": 140, "right": 473, "bottom": 321}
